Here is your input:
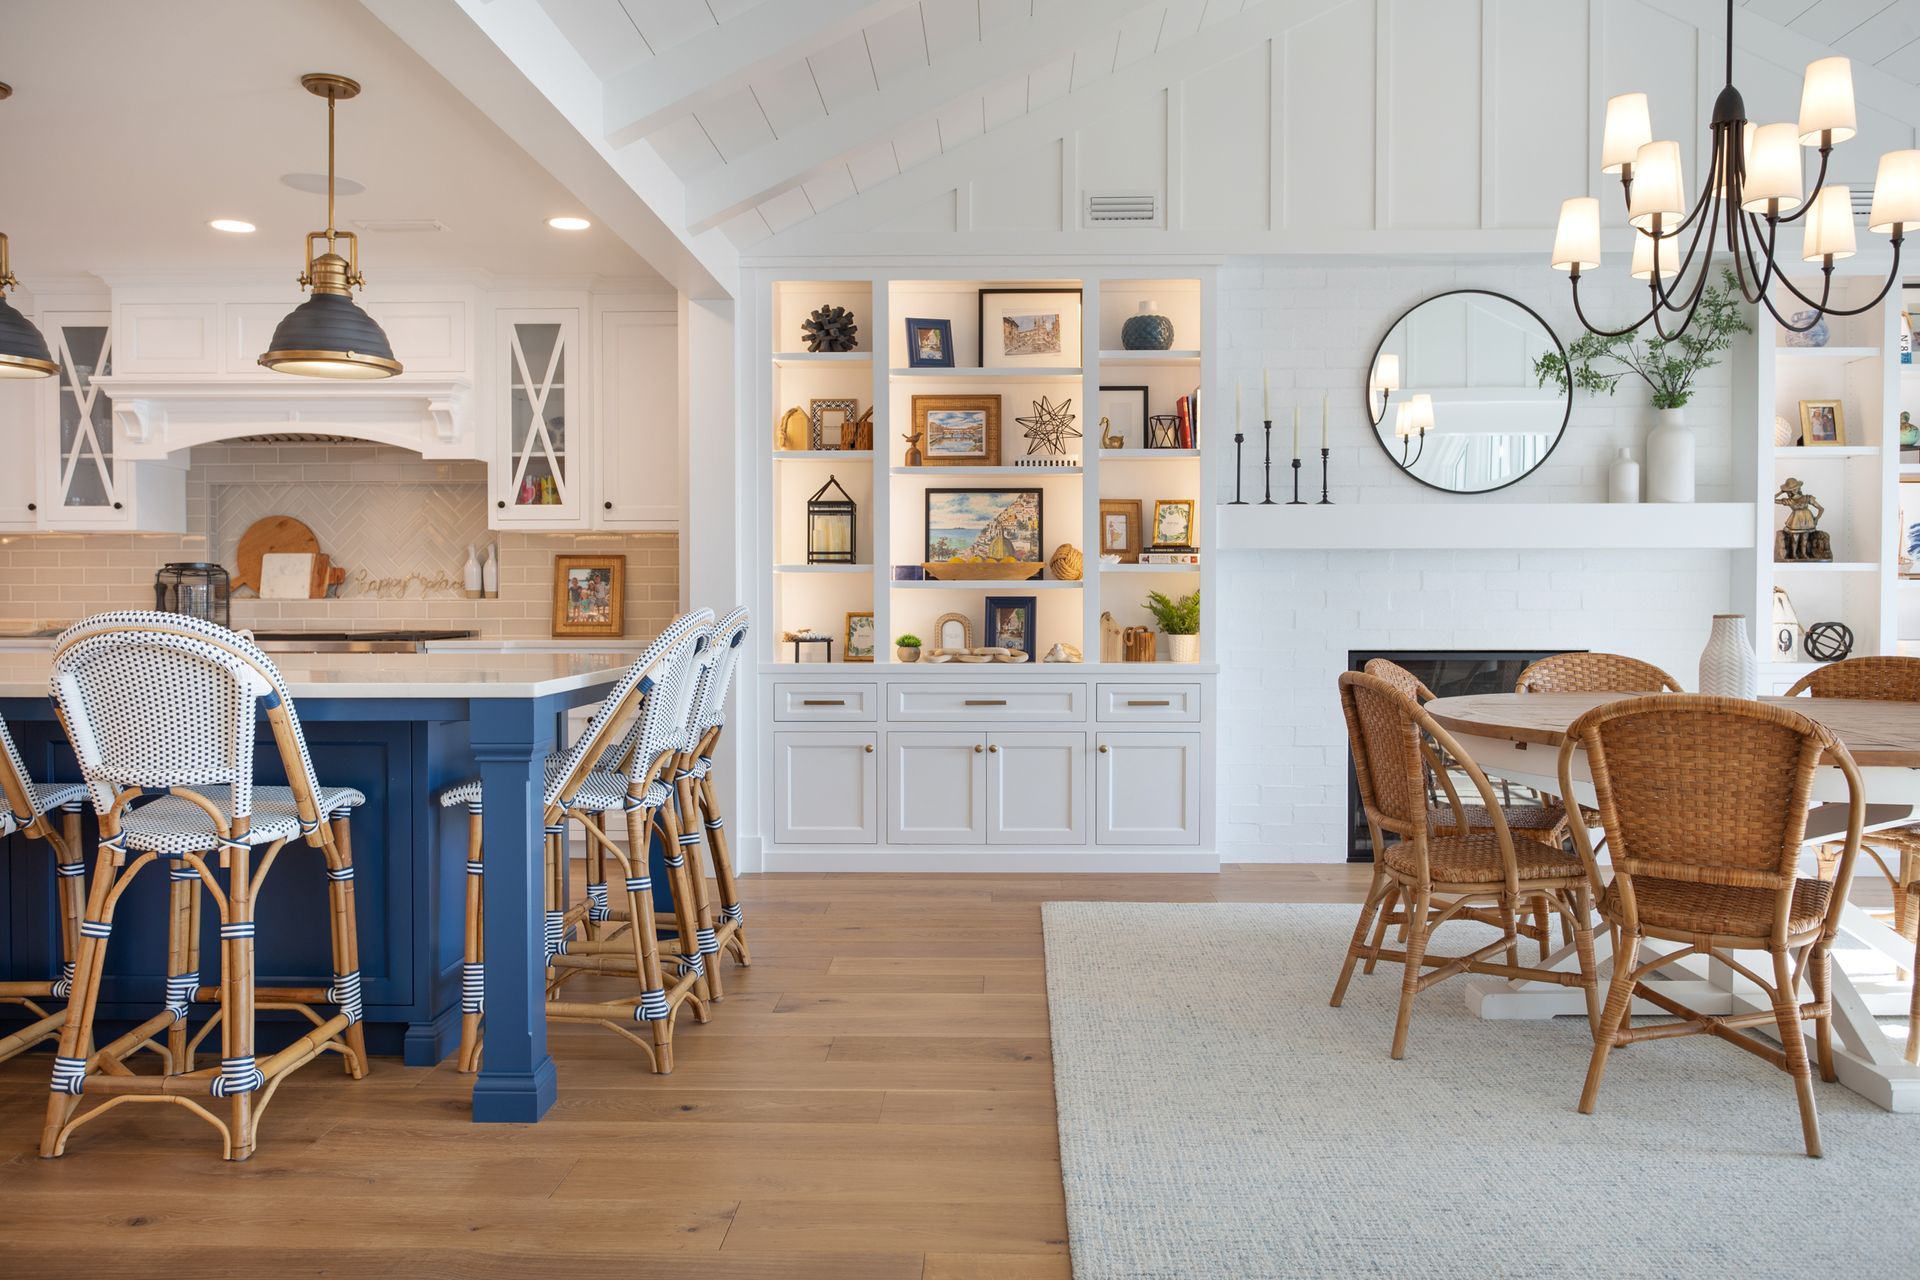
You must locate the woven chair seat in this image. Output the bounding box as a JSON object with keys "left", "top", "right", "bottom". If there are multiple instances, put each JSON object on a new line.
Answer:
{"left": 436, "top": 770, "right": 671, "bottom": 814}
{"left": 1600, "top": 875, "right": 1833, "bottom": 938}
{"left": 117, "top": 794, "right": 304, "bottom": 855}
{"left": 1430, "top": 802, "right": 1566, "bottom": 838}
{"left": 1385, "top": 832, "right": 1584, "bottom": 884}
{"left": 31, "top": 781, "right": 89, "bottom": 813}
{"left": 1864, "top": 823, "right": 1920, "bottom": 854}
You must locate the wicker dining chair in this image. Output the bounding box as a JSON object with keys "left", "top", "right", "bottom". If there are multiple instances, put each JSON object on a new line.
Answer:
{"left": 1558, "top": 695, "right": 1864, "bottom": 1158}
{"left": 1784, "top": 655, "right": 1920, "bottom": 944}
{"left": 0, "top": 716, "right": 89, "bottom": 1066}
{"left": 1514, "top": 652, "right": 1683, "bottom": 695}
{"left": 41, "top": 613, "right": 368, "bottom": 1161}
{"left": 1331, "top": 671, "right": 1599, "bottom": 1059}
{"left": 1360, "top": 657, "right": 1572, "bottom": 965}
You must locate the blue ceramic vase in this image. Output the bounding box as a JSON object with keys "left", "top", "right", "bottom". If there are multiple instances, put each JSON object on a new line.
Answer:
{"left": 1122, "top": 301, "right": 1174, "bottom": 350}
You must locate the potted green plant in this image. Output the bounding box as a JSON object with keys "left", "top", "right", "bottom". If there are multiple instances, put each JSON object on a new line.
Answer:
{"left": 1533, "top": 266, "right": 1750, "bottom": 503}
{"left": 895, "top": 633, "right": 922, "bottom": 663}
{"left": 1144, "top": 589, "right": 1201, "bottom": 663}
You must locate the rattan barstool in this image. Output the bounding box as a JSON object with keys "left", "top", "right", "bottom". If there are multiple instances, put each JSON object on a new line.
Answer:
{"left": 40, "top": 613, "right": 368, "bottom": 1161}
{"left": 1559, "top": 694, "right": 1864, "bottom": 1158}
{"left": 435, "top": 609, "right": 716, "bottom": 1074}
{"left": 0, "top": 716, "right": 90, "bottom": 1066}
{"left": 1331, "top": 670, "right": 1599, "bottom": 1059}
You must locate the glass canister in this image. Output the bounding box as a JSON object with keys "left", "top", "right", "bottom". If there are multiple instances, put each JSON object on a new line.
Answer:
{"left": 154, "top": 562, "right": 231, "bottom": 627}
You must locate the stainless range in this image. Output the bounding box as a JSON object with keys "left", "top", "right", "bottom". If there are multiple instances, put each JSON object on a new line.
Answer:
{"left": 247, "top": 629, "right": 479, "bottom": 654}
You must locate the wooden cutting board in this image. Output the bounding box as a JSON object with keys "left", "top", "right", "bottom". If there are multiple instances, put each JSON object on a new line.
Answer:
{"left": 234, "top": 516, "right": 320, "bottom": 593}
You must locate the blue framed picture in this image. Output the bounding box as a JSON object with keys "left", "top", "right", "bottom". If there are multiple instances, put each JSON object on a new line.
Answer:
{"left": 983, "top": 595, "right": 1038, "bottom": 661}
{"left": 905, "top": 317, "right": 954, "bottom": 368}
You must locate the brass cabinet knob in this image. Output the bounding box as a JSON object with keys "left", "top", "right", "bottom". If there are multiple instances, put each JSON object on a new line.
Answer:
{"left": 1098, "top": 744, "right": 1109, "bottom": 753}
{"left": 973, "top": 743, "right": 984, "bottom": 753}
{"left": 864, "top": 743, "right": 874, "bottom": 753}
{"left": 987, "top": 744, "right": 998, "bottom": 753}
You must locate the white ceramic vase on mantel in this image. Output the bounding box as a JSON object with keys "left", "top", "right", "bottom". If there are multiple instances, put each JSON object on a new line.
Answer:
{"left": 1608, "top": 448, "right": 1641, "bottom": 503}
{"left": 1698, "top": 614, "right": 1758, "bottom": 698}
{"left": 1645, "top": 407, "right": 1695, "bottom": 504}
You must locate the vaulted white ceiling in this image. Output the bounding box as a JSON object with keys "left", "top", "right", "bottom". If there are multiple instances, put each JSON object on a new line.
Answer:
{"left": 1738, "top": 0, "right": 1920, "bottom": 85}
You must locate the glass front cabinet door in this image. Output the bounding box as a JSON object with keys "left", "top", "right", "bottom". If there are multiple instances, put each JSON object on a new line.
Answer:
{"left": 37, "top": 312, "right": 183, "bottom": 532}
{"left": 495, "top": 309, "right": 584, "bottom": 527}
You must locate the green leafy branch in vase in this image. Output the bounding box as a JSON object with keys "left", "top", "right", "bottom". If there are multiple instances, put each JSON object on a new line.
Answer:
{"left": 1533, "top": 268, "right": 1751, "bottom": 410}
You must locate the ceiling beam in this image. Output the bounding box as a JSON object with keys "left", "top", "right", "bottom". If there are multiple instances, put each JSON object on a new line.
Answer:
{"left": 682, "top": 0, "right": 1166, "bottom": 235}
{"left": 361, "top": 0, "right": 737, "bottom": 299}
{"left": 602, "top": 0, "right": 923, "bottom": 148}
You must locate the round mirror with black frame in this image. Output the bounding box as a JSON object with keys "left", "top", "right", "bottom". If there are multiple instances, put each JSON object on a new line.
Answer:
{"left": 1365, "top": 290, "right": 1571, "bottom": 495}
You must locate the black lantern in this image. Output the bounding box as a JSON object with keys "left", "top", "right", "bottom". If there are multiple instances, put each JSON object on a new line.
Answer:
{"left": 806, "top": 475, "right": 857, "bottom": 565}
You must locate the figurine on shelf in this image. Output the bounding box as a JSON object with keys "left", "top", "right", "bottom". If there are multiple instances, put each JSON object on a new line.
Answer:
{"left": 1773, "top": 477, "right": 1832, "bottom": 562}
{"left": 1100, "top": 414, "right": 1125, "bottom": 450}
{"left": 902, "top": 425, "right": 924, "bottom": 467}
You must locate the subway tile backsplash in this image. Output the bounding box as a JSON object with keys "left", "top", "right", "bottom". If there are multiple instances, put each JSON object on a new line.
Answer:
{"left": 0, "top": 444, "right": 678, "bottom": 639}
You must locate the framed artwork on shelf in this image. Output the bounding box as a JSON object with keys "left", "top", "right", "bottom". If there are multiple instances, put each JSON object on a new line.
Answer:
{"left": 1099, "top": 385, "right": 1148, "bottom": 449}
{"left": 912, "top": 394, "right": 1002, "bottom": 466}
{"left": 983, "top": 595, "right": 1038, "bottom": 662}
{"left": 1798, "top": 399, "right": 1846, "bottom": 446}
{"left": 924, "top": 487, "right": 1044, "bottom": 577}
{"left": 1099, "top": 498, "right": 1143, "bottom": 564}
{"left": 844, "top": 611, "right": 876, "bottom": 662}
{"left": 1151, "top": 499, "right": 1196, "bottom": 548}
{"left": 933, "top": 611, "right": 974, "bottom": 651}
{"left": 978, "top": 287, "right": 1082, "bottom": 369}
{"left": 809, "top": 398, "right": 859, "bottom": 450}
{"left": 1899, "top": 477, "right": 1920, "bottom": 577}
{"left": 552, "top": 554, "right": 625, "bottom": 638}
{"left": 905, "top": 317, "right": 955, "bottom": 368}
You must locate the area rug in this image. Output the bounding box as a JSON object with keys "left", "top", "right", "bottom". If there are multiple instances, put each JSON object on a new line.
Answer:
{"left": 1043, "top": 901, "right": 1916, "bottom": 1280}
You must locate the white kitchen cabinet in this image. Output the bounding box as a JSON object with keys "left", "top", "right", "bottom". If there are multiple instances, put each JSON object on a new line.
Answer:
{"left": 493, "top": 308, "right": 584, "bottom": 528}
{"left": 987, "top": 731, "right": 1087, "bottom": 845}
{"left": 0, "top": 376, "right": 39, "bottom": 530}
{"left": 37, "top": 313, "right": 185, "bottom": 533}
{"left": 595, "top": 310, "right": 678, "bottom": 530}
{"left": 773, "top": 730, "right": 878, "bottom": 845}
{"left": 1096, "top": 731, "right": 1201, "bottom": 846}
{"left": 887, "top": 731, "right": 987, "bottom": 844}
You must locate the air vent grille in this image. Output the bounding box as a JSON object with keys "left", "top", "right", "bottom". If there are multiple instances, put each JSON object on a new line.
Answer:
{"left": 1085, "top": 192, "right": 1161, "bottom": 226}
{"left": 1851, "top": 189, "right": 1875, "bottom": 218}
{"left": 350, "top": 218, "right": 448, "bottom": 234}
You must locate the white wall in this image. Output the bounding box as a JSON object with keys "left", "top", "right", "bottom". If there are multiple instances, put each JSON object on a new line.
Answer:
{"left": 1213, "top": 256, "right": 1740, "bottom": 861}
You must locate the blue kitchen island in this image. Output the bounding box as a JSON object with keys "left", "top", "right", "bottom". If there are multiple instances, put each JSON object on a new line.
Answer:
{"left": 0, "top": 650, "right": 629, "bottom": 1124}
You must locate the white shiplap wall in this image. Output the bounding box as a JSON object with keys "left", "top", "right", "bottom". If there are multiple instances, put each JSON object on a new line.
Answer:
{"left": 1214, "top": 257, "right": 1739, "bottom": 861}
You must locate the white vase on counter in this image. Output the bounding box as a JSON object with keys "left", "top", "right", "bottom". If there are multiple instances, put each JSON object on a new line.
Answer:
{"left": 1646, "top": 406, "right": 1695, "bottom": 503}
{"left": 1607, "top": 448, "right": 1641, "bottom": 503}
{"left": 463, "top": 545, "right": 482, "bottom": 599}
{"left": 481, "top": 544, "right": 499, "bottom": 598}
{"left": 1698, "top": 614, "right": 1758, "bottom": 698}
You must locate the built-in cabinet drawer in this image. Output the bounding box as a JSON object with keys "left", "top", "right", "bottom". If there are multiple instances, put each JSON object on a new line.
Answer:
{"left": 774, "top": 682, "right": 878, "bottom": 722}
{"left": 1095, "top": 683, "right": 1201, "bottom": 723}
{"left": 888, "top": 683, "right": 1084, "bottom": 722}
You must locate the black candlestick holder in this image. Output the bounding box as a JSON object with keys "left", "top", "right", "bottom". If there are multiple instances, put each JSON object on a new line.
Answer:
{"left": 1229, "top": 430, "right": 1247, "bottom": 504}
{"left": 1259, "top": 419, "right": 1275, "bottom": 505}
{"left": 1287, "top": 454, "right": 1305, "bottom": 504}
{"left": 1317, "top": 446, "right": 1333, "bottom": 504}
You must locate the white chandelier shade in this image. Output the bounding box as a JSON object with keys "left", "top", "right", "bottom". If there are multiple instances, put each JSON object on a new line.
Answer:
{"left": 1551, "top": 0, "right": 1910, "bottom": 340}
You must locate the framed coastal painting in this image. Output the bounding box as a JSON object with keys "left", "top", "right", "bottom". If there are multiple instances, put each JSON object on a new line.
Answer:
{"left": 983, "top": 595, "right": 1038, "bottom": 661}
{"left": 552, "top": 554, "right": 625, "bottom": 638}
{"left": 905, "top": 317, "right": 955, "bottom": 368}
{"left": 912, "top": 394, "right": 1001, "bottom": 467}
{"left": 924, "top": 487, "right": 1044, "bottom": 569}
{"left": 978, "top": 288, "right": 1082, "bottom": 369}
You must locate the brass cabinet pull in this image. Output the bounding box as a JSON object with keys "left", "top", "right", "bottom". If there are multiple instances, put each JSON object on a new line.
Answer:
{"left": 864, "top": 743, "right": 874, "bottom": 753}
{"left": 801, "top": 698, "right": 845, "bottom": 706}
{"left": 987, "top": 744, "right": 999, "bottom": 753}
{"left": 1126, "top": 699, "right": 1172, "bottom": 707}
{"left": 964, "top": 698, "right": 1008, "bottom": 706}
{"left": 973, "top": 743, "right": 984, "bottom": 753}
{"left": 1098, "top": 744, "right": 1110, "bottom": 753}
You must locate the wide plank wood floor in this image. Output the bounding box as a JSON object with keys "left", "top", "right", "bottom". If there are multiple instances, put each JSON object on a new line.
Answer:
{"left": 0, "top": 865, "right": 1371, "bottom": 1277}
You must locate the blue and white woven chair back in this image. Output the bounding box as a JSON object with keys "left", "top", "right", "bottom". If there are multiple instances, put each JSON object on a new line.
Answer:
{"left": 0, "top": 713, "right": 49, "bottom": 829}
{"left": 52, "top": 613, "right": 272, "bottom": 816}
{"left": 545, "top": 608, "right": 714, "bottom": 809}
{"left": 685, "top": 606, "right": 749, "bottom": 749}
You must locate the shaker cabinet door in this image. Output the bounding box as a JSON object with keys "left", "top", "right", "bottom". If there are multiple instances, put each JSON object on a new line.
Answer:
{"left": 773, "top": 731, "right": 878, "bottom": 845}
{"left": 1095, "top": 732, "right": 1200, "bottom": 845}
{"left": 986, "top": 732, "right": 1087, "bottom": 845}
{"left": 886, "top": 732, "right": 987, "bottom": 845}
{"left": 595, "top": 310, "right": 678, "bottom": 530}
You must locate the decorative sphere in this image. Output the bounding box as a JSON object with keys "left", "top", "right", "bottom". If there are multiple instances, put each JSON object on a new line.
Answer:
{"left": 1803, "top": 620, "right": 1854, "bottom": 662}
{"left": 801, "top": 304, "right": 859, "bottom": 353}
{"left": 1048, "top": 543, "right": 1083, "bottom": 581}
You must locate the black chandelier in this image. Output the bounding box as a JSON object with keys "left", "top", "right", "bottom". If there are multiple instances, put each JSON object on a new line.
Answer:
{"left": 1551, "top": 0, "right": 1919, "bottom": 339}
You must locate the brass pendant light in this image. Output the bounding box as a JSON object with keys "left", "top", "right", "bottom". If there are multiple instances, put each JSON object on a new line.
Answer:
{"left": 0, "top": 84, "right": 58, "bottom": 380}
{"left": 259, "top": 74, "right": 402, "bottom": 379}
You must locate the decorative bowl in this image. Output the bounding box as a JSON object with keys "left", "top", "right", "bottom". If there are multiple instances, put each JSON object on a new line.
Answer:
{"left": 921, "top": 561, "right": 1044, "bottom": 581}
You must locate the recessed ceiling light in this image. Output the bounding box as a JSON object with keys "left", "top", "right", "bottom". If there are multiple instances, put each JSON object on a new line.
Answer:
{"left": 209, "top": 218, "right": 256, "bottom": 234}
{"left": 547, "top": 216, "right": 591, "bottom": 231}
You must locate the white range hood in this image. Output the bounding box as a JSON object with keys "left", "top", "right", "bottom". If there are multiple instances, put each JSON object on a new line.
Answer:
{"left": 88, "top": 373, "right": 475, "bottom": 460}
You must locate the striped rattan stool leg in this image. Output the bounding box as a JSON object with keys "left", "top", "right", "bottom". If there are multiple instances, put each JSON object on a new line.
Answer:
{"left": 657, "top": 802, "right": 712, "bottom": 1020}
{"left": 221, "top": 842, "right": 262, "bottom": 1161}
{"left": 323, "top": 814, "right": 370, "bottom": 1078}
{"left": 40, "top": 839, "right": 127, "bottom": 1156}
{"left": 164, "top": 860, "right": 200, "bottom": 1072}
{"left": 696, "top": 772, "right": 750, "bottom": 967}
{"left": 674, "top": 767, "right": 725, "bottom": 1001}
{"left": 458, "top": 801, "right": 485, "bottom": 1074}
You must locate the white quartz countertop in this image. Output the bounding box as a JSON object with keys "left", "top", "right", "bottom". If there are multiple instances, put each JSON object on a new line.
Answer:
{"left": 0, "top": 651, "right": 633, "bottom": 700}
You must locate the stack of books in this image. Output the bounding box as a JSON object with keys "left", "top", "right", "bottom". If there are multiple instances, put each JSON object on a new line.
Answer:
{"left": 1139, "top": 546, "right": 1201, "bottom": 565}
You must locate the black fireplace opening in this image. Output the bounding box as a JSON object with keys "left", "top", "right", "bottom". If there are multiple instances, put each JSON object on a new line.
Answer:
{"left": 1343, "top": 648, "right": 1573, "bottom": 862}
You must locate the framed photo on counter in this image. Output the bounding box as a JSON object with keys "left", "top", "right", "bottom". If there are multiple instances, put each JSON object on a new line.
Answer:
{"left": 552, "top": 554, "right": 625, "bottom": 638}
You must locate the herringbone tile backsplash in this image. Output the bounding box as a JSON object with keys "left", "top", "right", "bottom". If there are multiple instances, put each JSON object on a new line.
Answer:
{"left": 0, "top": 444, "right": 678, "bottom": 639}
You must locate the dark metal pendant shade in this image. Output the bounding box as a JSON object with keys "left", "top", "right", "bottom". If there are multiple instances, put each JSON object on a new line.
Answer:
{"left": 258, "top": 290, "right": 402, "bottom": 379}
{"left": 0, "top": 292, "right": 57, "bottom": 379}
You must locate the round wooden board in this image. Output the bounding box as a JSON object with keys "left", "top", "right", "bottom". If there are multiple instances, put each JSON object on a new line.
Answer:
{"left": 234, "top": 516, "right": 321, "bottom": 593}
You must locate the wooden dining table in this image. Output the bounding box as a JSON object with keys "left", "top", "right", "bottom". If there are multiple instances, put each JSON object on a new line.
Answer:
{"left": 1424, "top": 691, "right": 1920, "bottom": 1114}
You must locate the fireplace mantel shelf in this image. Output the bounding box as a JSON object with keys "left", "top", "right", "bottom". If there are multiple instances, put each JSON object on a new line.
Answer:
{"left": 1216, "top": 502, "right": 1757, "bottom": 552}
